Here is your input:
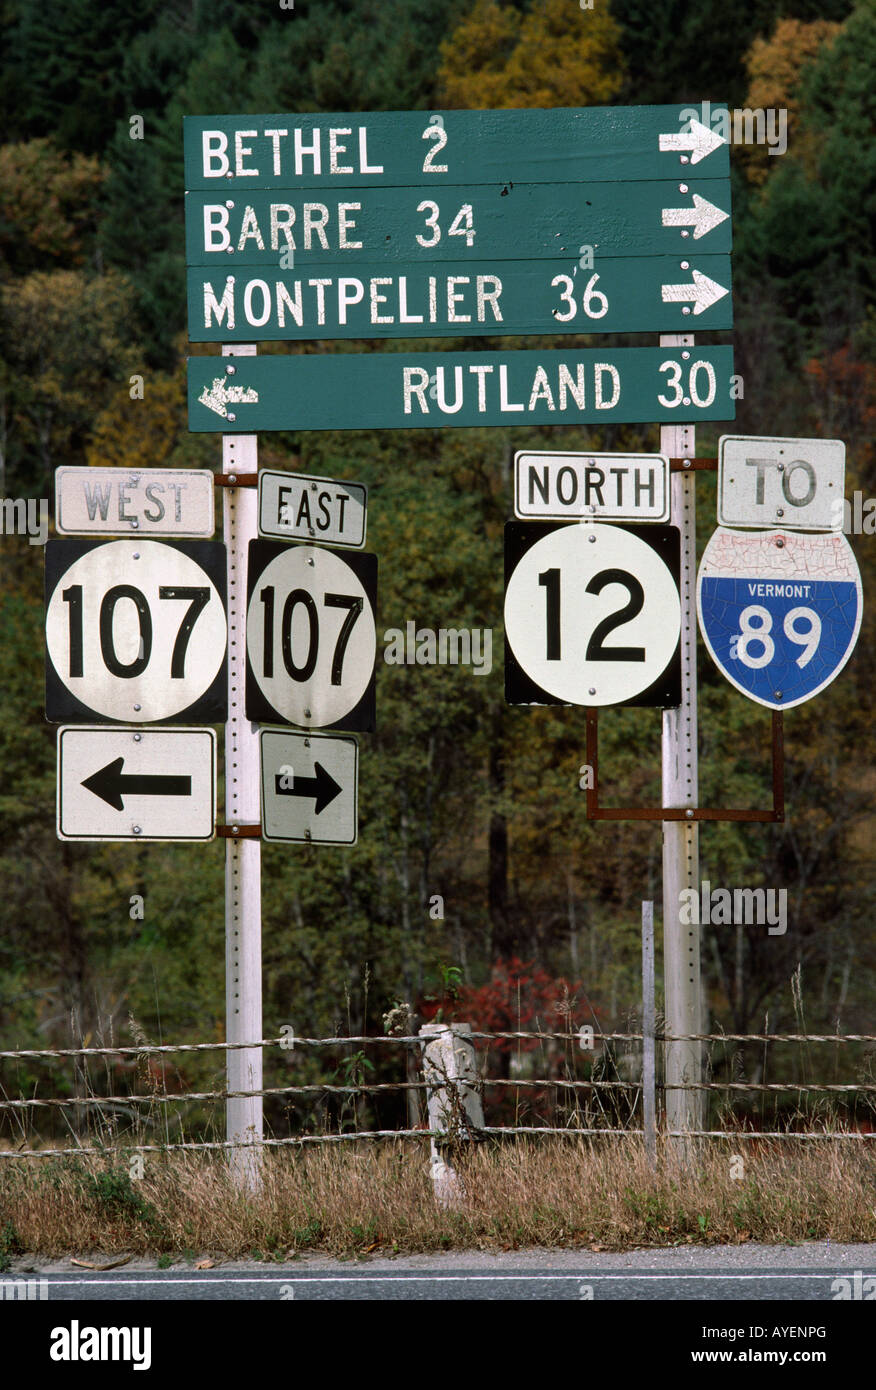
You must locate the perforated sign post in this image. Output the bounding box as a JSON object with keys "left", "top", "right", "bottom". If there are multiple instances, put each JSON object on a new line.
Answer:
{"left": 697, "top": 527, "right": 863, "bottom": 709}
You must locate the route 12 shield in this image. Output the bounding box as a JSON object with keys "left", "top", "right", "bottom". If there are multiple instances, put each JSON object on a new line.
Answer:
{"left": 697, "top": 527, "right": 863, "bottom": 710}
{"left": 45, "top": 539, "right": 227, "bottom": 724}
{"left": 246, "top": 540, "right": 377, "bottom": 731}
{"left": 504, "top": 522, "right": 681, "bottom": 708}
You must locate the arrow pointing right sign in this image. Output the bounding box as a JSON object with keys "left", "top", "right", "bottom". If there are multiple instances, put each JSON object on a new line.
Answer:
{"left": 260, "top": 729, "right": 358, "bottom": 845}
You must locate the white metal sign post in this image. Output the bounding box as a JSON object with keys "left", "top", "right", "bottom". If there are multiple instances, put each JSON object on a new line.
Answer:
{"left": 661, "top": 333, "right": 703, "bottom": 1154}
{"left": 222, "top": 343, "right": 263, "bottom": 1187}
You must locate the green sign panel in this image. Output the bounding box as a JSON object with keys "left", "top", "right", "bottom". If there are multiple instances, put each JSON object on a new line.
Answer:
{"left": 185, "top": 180, "right": 731, "bottom": 267}
{"left": 187, "top": 347, "right": 736, "bottom": 433}
{"left": 183, "top": 106, "right": 730, "bottom": 190}
{"left": 187, "top": 254, "right": 732, "bottom": 341}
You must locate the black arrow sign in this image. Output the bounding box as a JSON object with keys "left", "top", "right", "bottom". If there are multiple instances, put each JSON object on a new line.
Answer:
{"left": 82, "top": 757, "right": 192, "bottom": 811}
{"left": 274, "top": 762, "right": 342, "bottom": 815}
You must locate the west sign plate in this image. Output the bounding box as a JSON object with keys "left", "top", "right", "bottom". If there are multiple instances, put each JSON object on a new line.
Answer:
{"left": 57, "top": 726, "right": 216, "bottom": 841}
{"left": 260, "top": 728, "right": 357, "bottom": 845}
{"left": 514, "top": 452, "right": 669, "bottom": 522}
{"left": 246, "top": 540, "right": 377, "bottom": 731}
{"left": 504, "top": 522, "right": 681, "bottom": 708}
{"left": 258, "top": 471, "right": 367, "bottom": 548}
{"left": 55, "top": 468, "right": 215, "bottom": 537}
{"left": 697, "top": 527, "right": 863, "bottom": 710}
{"left": 45, "top": 539, "right": 227, "bottom": 724}
{"left": 718, "top": 436, "right": 845, "bottom": 531}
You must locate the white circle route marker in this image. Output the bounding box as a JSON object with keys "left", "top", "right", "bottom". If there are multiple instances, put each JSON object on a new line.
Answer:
{"left": 504, "top": 522, "right": 681, "bottom": 707}
{"left": 45, "top": 539, "right": 227, "bottom": 724}
{"left": 697, "top": 527, "right": 863, "bottom": 710}
{"left": 246, "top": 540, "right": 377, "bottom": 731}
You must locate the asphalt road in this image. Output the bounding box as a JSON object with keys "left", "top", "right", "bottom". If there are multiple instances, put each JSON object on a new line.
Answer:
{"left": 12, "top": 1241, "right": 876, "bottom": 1301}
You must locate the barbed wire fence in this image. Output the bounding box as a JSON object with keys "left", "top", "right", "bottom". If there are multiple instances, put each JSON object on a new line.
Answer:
{"left": 1, "top": 1028, "right": 875, "bottom": 1159}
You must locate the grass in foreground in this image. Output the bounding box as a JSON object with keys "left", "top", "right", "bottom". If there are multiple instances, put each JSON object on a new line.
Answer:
{"left": 0, "top": 1137, "right": 874, "bottom": 1261}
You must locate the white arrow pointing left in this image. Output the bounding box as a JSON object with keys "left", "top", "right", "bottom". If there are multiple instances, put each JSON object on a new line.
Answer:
{"left": 659, "top": 119, "right": 727, "bottom": 165}
{"left": 198, "top": 376, "right": 259, "bottom": 419}
{"left": 661, "top": 269, "right": 730, "bottom": 316}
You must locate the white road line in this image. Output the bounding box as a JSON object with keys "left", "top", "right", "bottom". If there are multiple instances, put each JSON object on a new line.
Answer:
{"left": 41, "top": 1272, "right": 849, "bottom": 1286}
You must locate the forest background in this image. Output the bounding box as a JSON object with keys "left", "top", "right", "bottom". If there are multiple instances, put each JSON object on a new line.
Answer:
{"left": 0, "top": 0, "right": 873, "bottom": 1144}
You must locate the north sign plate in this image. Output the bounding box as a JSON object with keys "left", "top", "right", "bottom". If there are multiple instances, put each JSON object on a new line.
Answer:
{"left": 718, "top": 435, "right": 845, "bottom": 531}
{"left": 188, "top": 347, "right": 736, "bottom": 432}
{"left": 187, "top": 254, "right": 731, "bottom": 341}
{"left": 258, "top": 471, "right": 367, "bottom": 548}
{"left": 183, "top": 107, "right": 730, "bottom": 190}
{"left": 55, "top": 468, "right": 215, "bottom": 537}
{"left": 504, "top": 522, "right": 681, "bottom": 708}
{"left": 697, "top": 527, "right": 862, "bottom": 710}
{"left": 515, "top": 452, "right": 669, "bottom": 523}
{"left": 260, "top": 728, "right": 357, "bottom": 845}
{"left": 45, "top": 539, "right": 227, "bottom": 724}
{"left": 57, "top": 726, "right": 216, "bottom": 841}
{"left": 246, "top": 540, "right": 377, "bottom": 731}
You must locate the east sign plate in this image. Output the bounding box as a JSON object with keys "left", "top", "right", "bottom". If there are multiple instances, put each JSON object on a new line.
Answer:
{"left": 258, "top": 471, "right": 367, "bottom": 548}
{"left": 514, "top": 452, "right": 669, "bottom": 523}
{"left": 57, "top": 726, "right": 216, "bottom": 842}
{"left": 45, "top": 539, "right": 227, "bottom": 724}
{"left": 188, "top": 347, "right": 736, "bottom": 432}
{"left": 246, "top": 540, "right": 377, "bottom": 731}
{"left": 504, "top": 522, "right": 681, "bottom": 708}
{"left": 260, "top": 728, "right": 357, "bottom": 845}
{"left": 718, "top": 436, "right": 845, "bottom": 531}
{"left": 697, "top": 527, "right": 862, "bottom": 710}
{"left": 55, "top": 468, "right": 215, "bottom": 537}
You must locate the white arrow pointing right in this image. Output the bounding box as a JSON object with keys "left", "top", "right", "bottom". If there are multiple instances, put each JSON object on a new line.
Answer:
{"left": 659, "top": 119, "right": 727, "bottom": 164}
{"left": 661, "top": 193, "right": 729, "bottom": 240}
{"left": 661, "top": 269, "right": 730, "bottom": 316}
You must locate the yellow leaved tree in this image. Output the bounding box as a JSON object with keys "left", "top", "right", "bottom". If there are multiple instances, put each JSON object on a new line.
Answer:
{"left": 741, "top": 18, "right": 842, "bottom": 184}
{"left": 437, "top": 0, "right": 625, "bottom": 109}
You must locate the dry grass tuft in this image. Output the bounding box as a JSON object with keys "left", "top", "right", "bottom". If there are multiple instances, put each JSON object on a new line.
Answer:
{"left": 1, "top": 1137, "right": 874, "bottom": 1260}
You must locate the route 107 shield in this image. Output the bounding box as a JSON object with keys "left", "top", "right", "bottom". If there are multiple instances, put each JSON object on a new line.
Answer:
{"left": 504, "top": 521, "right": 681, "bottom": 708}
{"left": 697, "top": 527, "right": 863, "bottom": 710}
{"left": 246, "top": 540, "right": 377, "bottom": 732}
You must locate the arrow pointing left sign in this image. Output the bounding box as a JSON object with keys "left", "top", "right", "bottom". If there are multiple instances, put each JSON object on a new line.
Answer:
{"left": 58, "top": 727, "right": 216, "bottom": 841}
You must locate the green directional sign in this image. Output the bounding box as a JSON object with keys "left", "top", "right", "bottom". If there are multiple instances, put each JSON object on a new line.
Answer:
{"left": 185, "top": 180, "right": 731, "bottom": 267}
{"left": 187, "top": 254, "right": 732, "bottom": 341}
{"left": 187, "top": 347, "right": 736, "bottom": 433}
{"left": 183, "top": 106, "right": 730, "bottom": 190}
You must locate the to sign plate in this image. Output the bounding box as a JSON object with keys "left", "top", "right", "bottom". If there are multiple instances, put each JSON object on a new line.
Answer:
{"left": 57, "top": 726, "right": 216, "bottom": 841}
{"left": 260, "top": 728, "right": 357, "bottom": 845}
{"left": 504, "top": 522, "right": 681, "bottom": 708}
{"left": 246, "top": 540, "right": 377, "bottom": 731}
{"left": 55, "top": 468, "right": 215, "bottom": 537}
{"left": 45, "top": 539, "right": 227, "bottom": 724}
{"left": 515, "top": 452, "right": 669, "bottom": 522}
{"left": 258, "top": 471, "right": 367, "bottom": 548}
{"left": 188, "top": 347, "right": 736, "bottom": 432}
{"left": 697, "top": 527, "right": 863, "bottom": 709}
{"left": 718, "top": 436, "right": 845, "bottom": 531}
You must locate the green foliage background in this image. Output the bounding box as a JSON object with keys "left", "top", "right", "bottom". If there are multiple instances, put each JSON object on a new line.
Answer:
{"left": 0, "top": 0, "right": 873, "bottom": 1141}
